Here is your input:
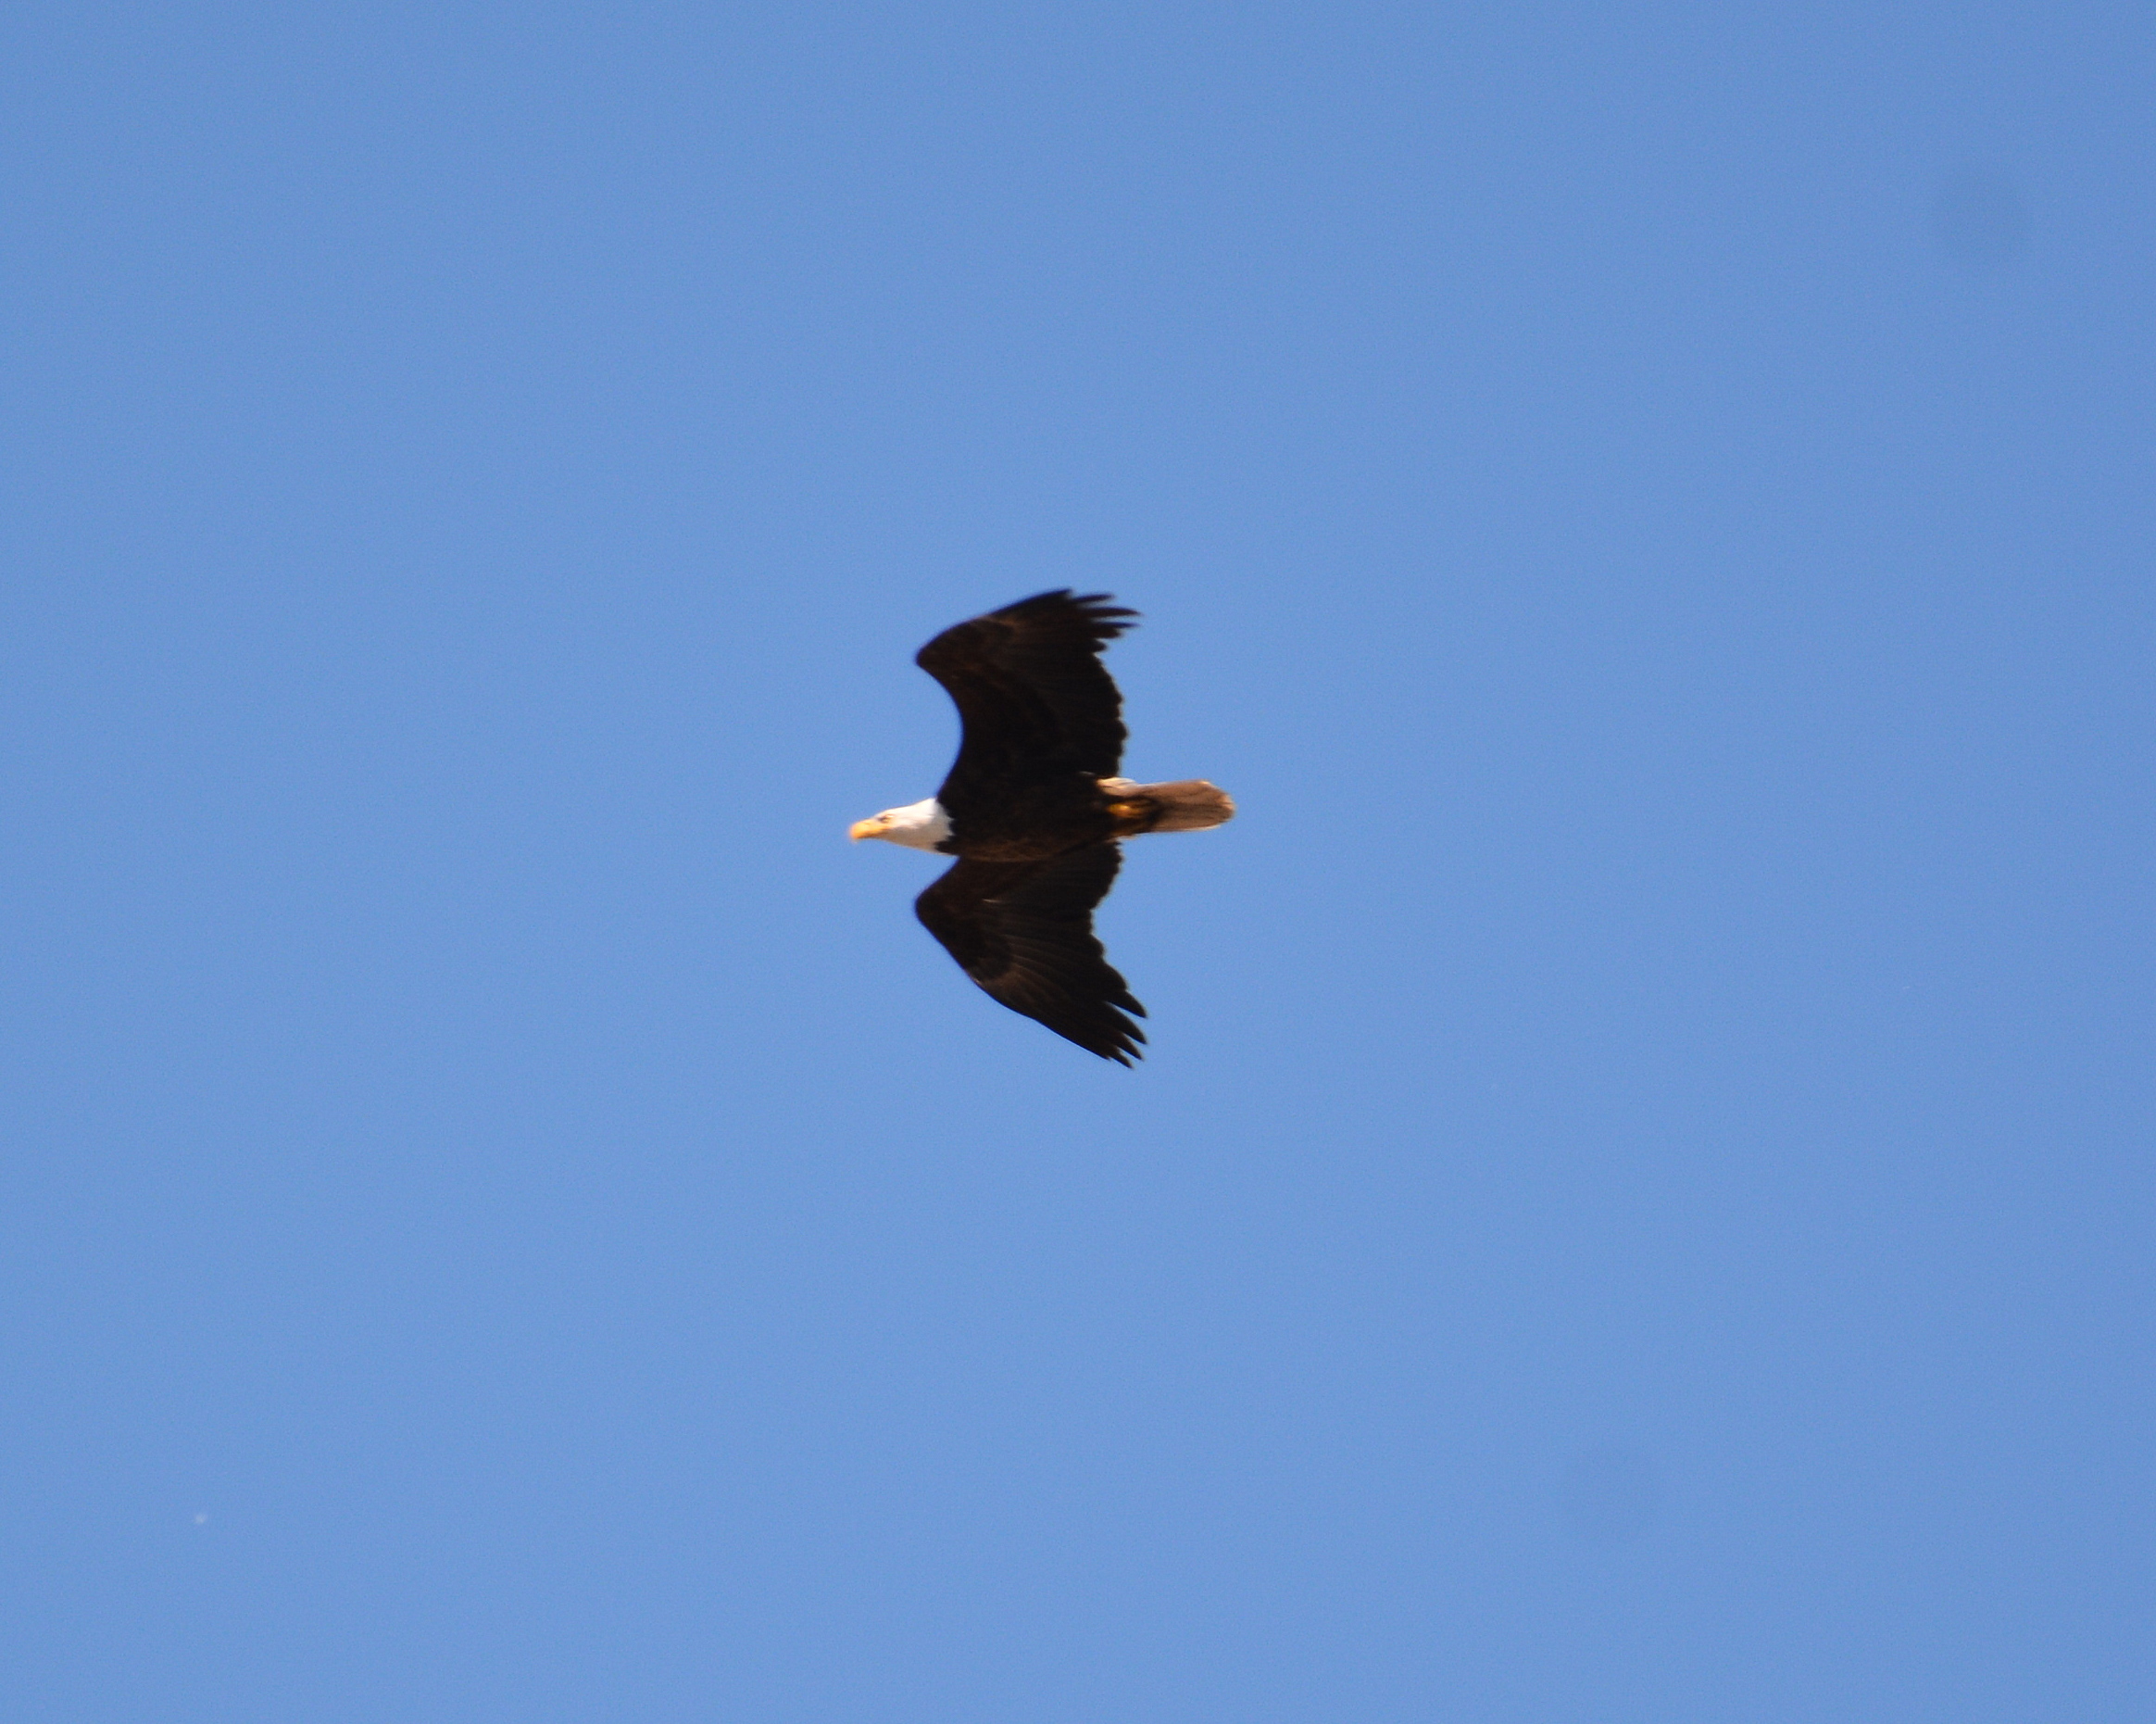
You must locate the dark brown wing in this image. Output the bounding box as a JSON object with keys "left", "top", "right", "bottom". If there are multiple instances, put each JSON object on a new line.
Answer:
{"left": 914, "top": 846, "right": 1147, "bottom": 1063}
{"left": 916, "top": 590, "right": 1134, "bottom": 821}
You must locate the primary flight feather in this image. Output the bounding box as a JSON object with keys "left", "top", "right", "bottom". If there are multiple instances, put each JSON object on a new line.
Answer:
{"left": 850, "top": 591, "right": 1235, "bottom": 1063}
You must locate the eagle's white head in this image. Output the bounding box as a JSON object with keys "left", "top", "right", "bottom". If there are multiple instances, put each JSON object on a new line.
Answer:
{"left": 848, "top": 798, "right": 952, "bottom": 851}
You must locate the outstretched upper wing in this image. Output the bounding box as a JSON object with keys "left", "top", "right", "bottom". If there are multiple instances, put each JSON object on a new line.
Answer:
{"left": 916, "top": 590, "right": 1134, "bottom": 813}
{"left": 914, "top": 845, "right": 1146, "bottom": 1063}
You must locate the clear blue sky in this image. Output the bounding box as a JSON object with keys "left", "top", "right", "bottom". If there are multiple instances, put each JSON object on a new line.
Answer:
{"left": 4, "top": 4, "right": 2151, "bottom": 1719}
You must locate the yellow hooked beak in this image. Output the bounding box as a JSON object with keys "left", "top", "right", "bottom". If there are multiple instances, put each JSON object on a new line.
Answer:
{"left": 848, "top": 818, "right": 883, "bottom": 842}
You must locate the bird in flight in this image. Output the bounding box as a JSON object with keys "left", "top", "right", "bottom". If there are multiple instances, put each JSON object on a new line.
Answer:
{"left": 851, "top": 591, "right": 1235, "bottom": 1063}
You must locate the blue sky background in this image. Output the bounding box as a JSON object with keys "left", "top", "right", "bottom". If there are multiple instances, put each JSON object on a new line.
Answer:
{"left": 4, "top": 4, "right": 2152, "bottom": 1719}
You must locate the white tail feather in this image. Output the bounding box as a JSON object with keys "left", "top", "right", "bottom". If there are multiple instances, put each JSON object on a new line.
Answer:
{"left": 1100, "top": 778, "right": 1236, "bottom": 833}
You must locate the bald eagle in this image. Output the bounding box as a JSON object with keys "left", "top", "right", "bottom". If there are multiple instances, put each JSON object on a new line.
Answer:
{"left": 850, "top": 591, "right": 1235, "bottom": 1063}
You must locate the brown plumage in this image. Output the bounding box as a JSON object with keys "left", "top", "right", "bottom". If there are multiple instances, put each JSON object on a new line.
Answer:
{"left": 850, "top": 591, "right": 1235, "bottom": 1063}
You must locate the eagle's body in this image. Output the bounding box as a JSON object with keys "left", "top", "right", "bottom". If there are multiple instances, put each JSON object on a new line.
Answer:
{"left": 850, "top": 591, "right": 1234, "bottom": 1063}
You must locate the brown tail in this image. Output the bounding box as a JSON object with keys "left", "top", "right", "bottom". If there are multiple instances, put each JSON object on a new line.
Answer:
{"left": 1100, "top": 778, "right": 1237, "bottom": 834}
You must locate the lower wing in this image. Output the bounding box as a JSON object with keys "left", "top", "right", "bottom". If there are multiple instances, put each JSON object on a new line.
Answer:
{"left": 913, "top": 846, "right": 1147, "bottom": 1063}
